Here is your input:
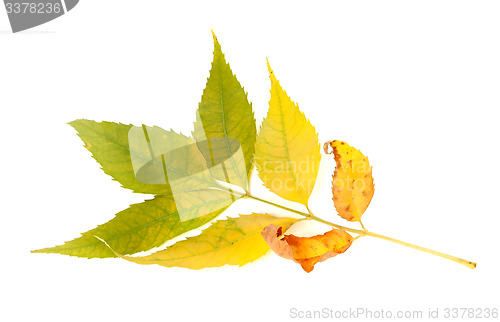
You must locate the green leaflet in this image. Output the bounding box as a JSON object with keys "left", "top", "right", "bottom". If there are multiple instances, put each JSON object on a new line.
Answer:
{"left": 105, "top": 214, "right": 299, "bottom": 269}
{"left": 35, "top": 121, "right": 242, "bottom": 258}
{"left": 69, "top": 120, "right": 189, "bottom": 194}
{"left": 193, "top": 32, "right": 256, "bottom": 191}
{"left": 71, "top": 120, "right": 238, "bottom": 194}
{"left": 32, "top": 189, "right": 232, "bottom": 258}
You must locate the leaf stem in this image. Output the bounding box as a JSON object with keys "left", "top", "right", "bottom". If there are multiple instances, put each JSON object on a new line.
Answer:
{"left": 362, "top": 229, "right": 476, "bottom": 269}
{"left": 245, "top": 195, "right": 476, "bottom": 269}
{"left": 312, "top": 214, "right": 476, "bottom": 269}
{"left": 245, "top": 195, "right": 312, "bottom": 218}
{"left": 359, "top": 220, "right": 368, "bottom": 231}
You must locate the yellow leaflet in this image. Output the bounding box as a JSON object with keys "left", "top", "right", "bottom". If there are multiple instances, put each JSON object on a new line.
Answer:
{"left": 102, "top": 214, "right": 298, "bottom": 269}
{"left": 255, "top": 62, "right": 321, "bottom": 206}
{"left": 325, "top": 140, "right": 374, "bottom": 222}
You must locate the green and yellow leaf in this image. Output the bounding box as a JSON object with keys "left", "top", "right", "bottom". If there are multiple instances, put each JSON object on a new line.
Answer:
{"left": 193, "top": 32, "right": 256, "bottom": 190}
{"left": 255, "top": 62, "right": 321, "bottom": 206}
{"left": 69, "top": 120, "right": 191, "bottom": 194}
{"left": 325, "top": 140, "right": 374, "bottom": 222}
{"left": 104, "top": 214, "right": 299, "bottom": 269}
{"left": 32, "top": 189, "right": 232, "bottom": 258}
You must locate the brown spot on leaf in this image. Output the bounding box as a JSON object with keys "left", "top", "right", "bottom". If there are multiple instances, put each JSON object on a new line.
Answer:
{"left": 329, "top": 140, "right": 374, "bottom": 223}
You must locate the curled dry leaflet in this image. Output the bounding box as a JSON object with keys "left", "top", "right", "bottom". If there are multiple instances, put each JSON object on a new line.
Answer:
{"left": 32, "top": 32, "right": 476, "bottom": 272}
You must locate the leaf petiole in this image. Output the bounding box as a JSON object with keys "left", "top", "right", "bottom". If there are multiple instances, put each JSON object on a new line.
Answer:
{"left": 244, "top": 195, "right": 476, "bottom": 269}
{"left": 243, "top": 194, "right": 313, "bottom": 218}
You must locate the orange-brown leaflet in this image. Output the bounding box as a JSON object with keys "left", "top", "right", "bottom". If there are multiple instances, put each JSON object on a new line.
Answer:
{"left": 262, "top": 224, "right": 353, "bottom": 272}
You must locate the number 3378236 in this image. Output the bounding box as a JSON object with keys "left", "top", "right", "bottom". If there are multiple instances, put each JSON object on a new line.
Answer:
{"left": 5, "top": 2, "right": 62, "bottom": 14}
{"left": 444, "top": 308, "right": 498, "bottom": 319}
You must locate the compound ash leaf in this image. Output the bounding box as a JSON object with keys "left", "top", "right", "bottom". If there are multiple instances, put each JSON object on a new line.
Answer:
{"left": 193, "top": 32, "right": 256, "bottom": 190}
{"left": 69, "top": 120, "right": 192, "bottom": 194}
{"left": 31, "top": 190, "right": 231, "bottom": 258}
{"left": 325, "top": 140, "right": 374, "bottom": 223}
{"left": 262, "top": 224, "right": 353, "bottom": 273}
{"left": 255, "top": 62, "right": 321, "bottom": 207}
{"left": 103, "top": 214, "right": 299, "bottom": 269}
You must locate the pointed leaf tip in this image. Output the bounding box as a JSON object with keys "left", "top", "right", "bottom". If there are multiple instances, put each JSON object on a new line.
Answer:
{"left": 266, "top": 59, "right": 277, "bottom": 83}
{"left": 32, "top": 193, "right": 229, "bottom": 258}
{"left": 194, "top": 33, "right": 256, "bottom": 186}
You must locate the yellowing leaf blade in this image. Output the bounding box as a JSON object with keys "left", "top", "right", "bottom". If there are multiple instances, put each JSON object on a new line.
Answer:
{"left": 255, "top": 63, "right": 321, "bottom": 206}
{"left": 325, "top": 140, "right": 374, "bottom": 222}
{"left": 111, "top": 214, "right": 299, "bottom": 269}
{"left": 32, "top": 190, "right": 231, "bottom": 258}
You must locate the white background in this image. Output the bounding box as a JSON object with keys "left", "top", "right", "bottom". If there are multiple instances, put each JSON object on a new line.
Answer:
{"left": 1, "top": 1, "right": 499, "bottom": 321}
